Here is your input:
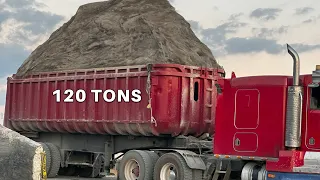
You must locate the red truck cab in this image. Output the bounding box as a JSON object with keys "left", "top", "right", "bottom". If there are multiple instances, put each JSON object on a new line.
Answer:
{"left": 212, "top": 45, "right": 320, "bottom": 180}
{"left": 302, "top": 73, "right": 320, "bottom": 151}
{"left": 214, "top": 75, "right": 290, "bottom": 159}
{"left": 215, "top": 73, "right": 320, "bottom": 155}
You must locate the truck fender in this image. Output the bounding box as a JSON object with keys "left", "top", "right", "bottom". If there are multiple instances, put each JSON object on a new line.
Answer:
{"left": 153, "top": 149, "right": 206, "bottom": 170}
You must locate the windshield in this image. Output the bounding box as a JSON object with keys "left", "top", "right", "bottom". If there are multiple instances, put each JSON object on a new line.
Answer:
{"left": 310, "top": 85, "right": 320, "bottom": 109}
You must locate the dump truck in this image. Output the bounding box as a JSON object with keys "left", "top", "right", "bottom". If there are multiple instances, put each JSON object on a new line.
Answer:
{"left": 4, "top": 44, "right": 320, "bottom": 180}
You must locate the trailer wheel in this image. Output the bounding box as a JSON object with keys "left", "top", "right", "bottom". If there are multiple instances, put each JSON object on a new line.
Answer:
{"left": 46, "top": 143, "right": 61, "bottom": 178}
{"left": 39, "top": 142, "right": 51, "bottom": 175}
{"left": 153, "top": 152, "right": 192, "bottom": 180}
{"left": 146, "top": 151, "right": 159, "bottom": 177}
{"left": 118, "top": 150, "right": 153, "bottom": 180}
{"left": 146, "top": 151, "right": 159, "bottom": 165}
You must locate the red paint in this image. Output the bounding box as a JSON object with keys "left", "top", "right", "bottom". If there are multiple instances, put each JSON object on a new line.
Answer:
{"left": 266, "top": 150, "right": 305, "bottom": 172}
{"left": 233, "top": 132, "right": 258, "bottom": 152}
{"left": 301, "top": 75, "right": 320, "bottom": 151}
{"left": 3, "top": 64, "right": 224, "bottom": 137}
{"left": 4, "top": 59, "right": 320, "bottom": 175}
{"left": 215, "top": 73, "right": 320, "bottom": 172}
{"left": 214, "top": 76, "right": 289, "bottom": 158}
{"left": 231, "top": 72, "right": 236, "bottom": 78}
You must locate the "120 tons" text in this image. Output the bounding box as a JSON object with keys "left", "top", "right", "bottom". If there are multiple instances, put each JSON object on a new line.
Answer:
{"left": 53, "top": 89, "right": 141, "bottom": 102}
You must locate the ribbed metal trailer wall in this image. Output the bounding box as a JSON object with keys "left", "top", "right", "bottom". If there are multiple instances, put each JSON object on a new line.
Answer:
{"left": 4, "top": 63, "right": 224, "bottom": 137}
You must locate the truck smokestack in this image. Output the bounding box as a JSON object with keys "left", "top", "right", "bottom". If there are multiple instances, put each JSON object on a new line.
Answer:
{"left": 287, "top": 44, "right": 300, "bottom": 86}
{"left": 285, "top": 44, "right": 303, "bottom": 149}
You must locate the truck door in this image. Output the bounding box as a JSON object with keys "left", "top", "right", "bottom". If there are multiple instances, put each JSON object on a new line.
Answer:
{"left": 306, "top": 85, "right": 320, "bottom": 149}
{"left": 233, "top": 89, "right": 259, "bottom": 152}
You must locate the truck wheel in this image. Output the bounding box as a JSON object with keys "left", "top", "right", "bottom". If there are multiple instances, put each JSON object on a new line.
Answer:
{"left": 39, "top": 142, "right": 51, "bottom": 175}
{"left": 118, "top": 150, "right": 153, "bottom": 180}
{"left": 153, "top": 152, "right": 192, "bottom": 180}
{"left": 146, "top": 151, "right": 159, "bottom": 177}
{"left": 146, "top": 151, "right": 159, "bottom": 165}
{"left": 46, "top": 143, "right": 61, "bottom": 178}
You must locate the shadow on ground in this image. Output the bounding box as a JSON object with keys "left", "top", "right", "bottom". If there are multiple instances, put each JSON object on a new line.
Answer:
{"left": 50, "top": 175, "right": 117, "bottom": 180}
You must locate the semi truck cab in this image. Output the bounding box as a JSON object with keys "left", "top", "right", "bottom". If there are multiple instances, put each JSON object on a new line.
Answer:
{"left": 212, "top": 44, "right": 320, "bottom": 180}
{"left": 265, "top": 67, "right": 320, "bottom": 180}
{"left": 305, "top": 67, "right": 320, "bottom": 150}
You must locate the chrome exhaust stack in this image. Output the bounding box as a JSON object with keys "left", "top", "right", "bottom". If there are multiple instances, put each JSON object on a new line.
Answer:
{"left": 285, "top": 44, "right": 303, "bottom": 149}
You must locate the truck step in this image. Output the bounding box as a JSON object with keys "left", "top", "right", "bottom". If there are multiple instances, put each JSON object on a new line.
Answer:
{"left": 216, "top": 170, "right": 227, "bottom": 173}
{"left": 294, "top": 165, "right": 320, "bottom": 174}
{"left": 212, "top": 160, "right": 232, "bottom": 180}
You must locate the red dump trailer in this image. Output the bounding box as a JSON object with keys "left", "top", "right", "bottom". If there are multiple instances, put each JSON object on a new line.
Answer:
{"left": 4, "top": 63, "right": 225, "bottom": 179}
{"left": 4, "top": 63, "right": 221, "bottom": 137}
{"left": 5, "top": 45, "right": 319, "bottom": 180}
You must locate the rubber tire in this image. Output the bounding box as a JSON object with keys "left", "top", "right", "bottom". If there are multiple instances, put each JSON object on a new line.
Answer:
{"left": 153, "top": 152, "right": 193, "bottom": 180}
{"left": 146, "top": 151, "right": 159, "bottom": 177}
{"left": 118, "top": 150, "right": 153, "bottom": 180}
{"left": 46, "top": 143, "right": 61, "bottom": 178}
{"left": 39, "top": 142, "right": 51, "bottom": 175}
{"left": 146, "top": 151, "right": 159, "bottom": 164}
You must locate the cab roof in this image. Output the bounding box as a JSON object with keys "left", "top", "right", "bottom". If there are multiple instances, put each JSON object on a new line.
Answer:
{"left": 228, "top": 74, "right": 312, "bottom": 88}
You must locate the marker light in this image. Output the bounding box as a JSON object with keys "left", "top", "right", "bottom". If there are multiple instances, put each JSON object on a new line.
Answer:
{"left": 268, "top": 174, "right": 276, "bottom": 178}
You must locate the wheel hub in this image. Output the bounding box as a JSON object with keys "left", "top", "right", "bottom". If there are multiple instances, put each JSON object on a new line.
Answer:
{"left": 124, "top": 159, "right": 140, "bottom": 180}
{"left": 160, "top": 163, "right": 177, "bottom": 180}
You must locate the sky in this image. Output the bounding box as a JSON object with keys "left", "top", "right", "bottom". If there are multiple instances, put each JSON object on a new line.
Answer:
{"left": 0, "top": 0, "right": 320, "bottom": 123}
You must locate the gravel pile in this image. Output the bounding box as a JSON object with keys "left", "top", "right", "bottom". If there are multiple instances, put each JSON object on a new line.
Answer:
{"left": 16, "top": 0, "right": 221, "bottom": 76}
{"left": 0, "top": 125, "right": 43, "bottom": 180}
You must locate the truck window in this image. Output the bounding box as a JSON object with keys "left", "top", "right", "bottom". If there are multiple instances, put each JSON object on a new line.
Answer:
{"left": 310, "top": 86, "right": 320, "bottom": 109}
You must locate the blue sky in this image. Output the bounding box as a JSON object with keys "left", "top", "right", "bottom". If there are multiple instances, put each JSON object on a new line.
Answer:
{"left": 1, "top": 0, "right": 320, "bottom": 123}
